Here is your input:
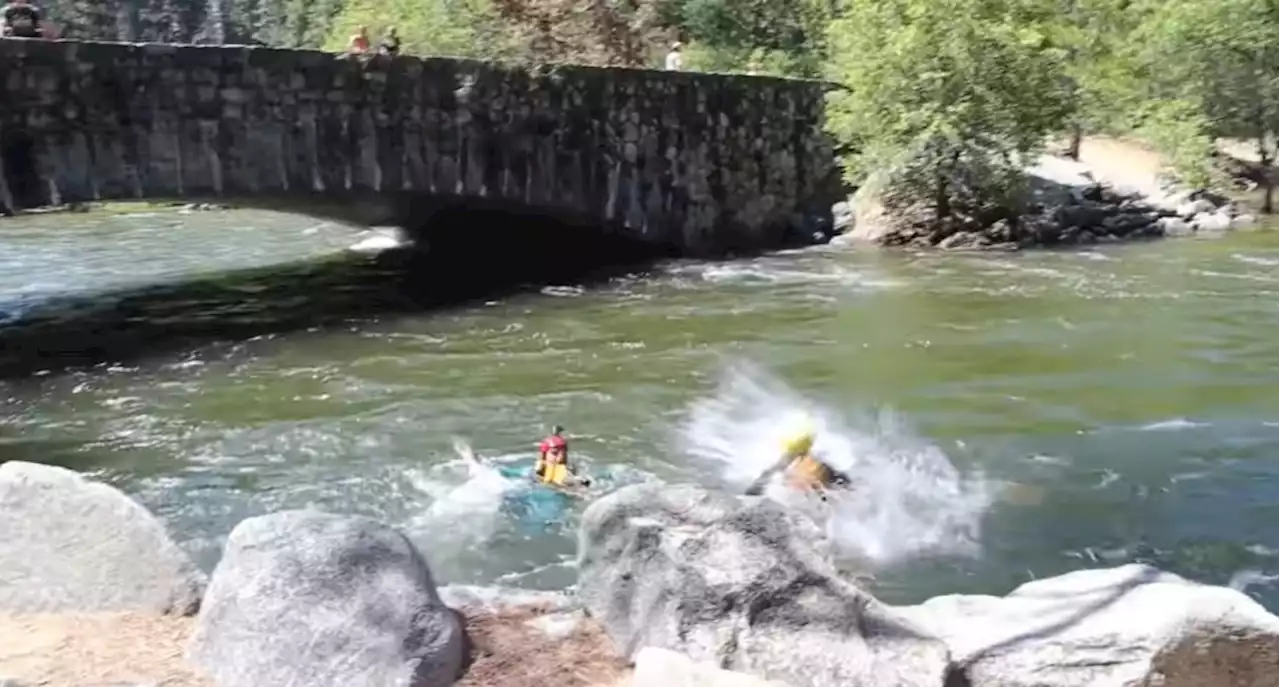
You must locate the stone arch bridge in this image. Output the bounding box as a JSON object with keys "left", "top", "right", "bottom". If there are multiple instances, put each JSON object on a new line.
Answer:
{"left": 0, "top": 39, "right": 837, "bottom": 256}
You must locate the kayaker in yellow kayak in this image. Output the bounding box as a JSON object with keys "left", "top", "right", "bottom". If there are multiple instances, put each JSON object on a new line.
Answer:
{"left": 745, "top": 416, "right": 852, "bottom": 500}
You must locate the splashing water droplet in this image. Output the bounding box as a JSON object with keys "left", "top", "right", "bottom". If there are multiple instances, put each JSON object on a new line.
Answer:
{"left": 676, "top": 359, "right": 995, "bottom": 567}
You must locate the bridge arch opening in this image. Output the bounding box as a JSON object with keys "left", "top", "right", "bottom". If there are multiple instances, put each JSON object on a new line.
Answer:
{"left": 396, "top": 198, "right": 677, "bottom": 303}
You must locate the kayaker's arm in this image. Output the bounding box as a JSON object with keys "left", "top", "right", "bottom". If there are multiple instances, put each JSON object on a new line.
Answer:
{"left": 745, "top": 453, "right": 793, "bottom": 496}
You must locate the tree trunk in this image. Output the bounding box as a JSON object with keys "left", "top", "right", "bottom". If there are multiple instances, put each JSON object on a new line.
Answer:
{"left": 1066, "top": 122, "right": 1082, "bottom": 161}
{"left": 1255, "top": 133, "right": 1275, "bottom": 215}
{"left": 934, "top": 172, "right": 949, "bottom": 223}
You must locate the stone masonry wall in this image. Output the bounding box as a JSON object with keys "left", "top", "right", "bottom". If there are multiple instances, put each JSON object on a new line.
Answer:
{"left": 0, "top": 39, "right": 835, "bottom": 253}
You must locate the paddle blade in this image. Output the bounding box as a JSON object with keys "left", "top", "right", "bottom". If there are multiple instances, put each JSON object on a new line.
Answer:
{"left": 451, "top": 436, "right": 482, "bottom": 466}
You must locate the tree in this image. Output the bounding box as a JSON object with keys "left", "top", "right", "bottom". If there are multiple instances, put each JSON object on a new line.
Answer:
{"left": 490, "top": 0, "right": 669, "bottom": 67}
{"left": 824, "top": 0, "right": 1073, "bottom": 228}
{"left": 220, "top": 0, "right": 347, "bottom": 47}
{"left": 1124, "top": 0, "right": 1278, "bottom": 209}
{"left": 1039, "top": 0, "right": 1138, "bottom": 159}
{"left": 676, "top": 0, "right": 834, "bottom": 77}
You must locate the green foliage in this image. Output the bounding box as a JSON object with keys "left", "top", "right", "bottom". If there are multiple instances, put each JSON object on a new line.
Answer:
{"left": 678, "top": 0, "right": 828, "bottom": 53}
{"left": 225, "top": 0, "right": 346, "bottom": 47}
{"left": 682, "top": 42, "right": 819, "bottom": 78}
{"left": 824, "top": 0, "right": 1073, "bottom": 219}
{"left": 1037, "top": 0, "right": 1141, "bottom": 134}
{"left": 1120, "top": 0, "right": 1279, "bottom": 185}
{"left": 674, "top": 0, "right": 833, "bottom": 77}
{"left": 1131, "top": 100, "right": 1219, "bottom": 189}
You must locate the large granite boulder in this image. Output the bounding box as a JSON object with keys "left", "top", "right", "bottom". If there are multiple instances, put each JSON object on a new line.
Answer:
{"left": 632, "top": 647, "right": 797, "bottom": 687}
{"left": 0, "top": 461, "right": 205, "bottom": 615}
{"left": 576, "top": 483, "right": 952, "bottom": 687}
{"left": 898, "top": 564, "right": 1279, "bottom": 687}
{"left": 187, "top": 510, "right": 464, "bottom": 687}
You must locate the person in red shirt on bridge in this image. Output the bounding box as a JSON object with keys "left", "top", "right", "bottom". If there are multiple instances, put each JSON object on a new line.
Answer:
{"left": 346, "top": 25, "right": 370, "bottom": 54}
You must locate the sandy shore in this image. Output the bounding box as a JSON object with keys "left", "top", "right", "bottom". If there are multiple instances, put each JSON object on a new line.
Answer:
{"left": 1071, "top": 136, "right": 1169, "bottom": 196}
{"left": 0, "top": 613, "right": 209, "bottom": 686}
{"left": 0, "top": 605, "right": 631, "bottom": 687}
{"left": 456, "top": 605, "right": 631, "bottom": 687}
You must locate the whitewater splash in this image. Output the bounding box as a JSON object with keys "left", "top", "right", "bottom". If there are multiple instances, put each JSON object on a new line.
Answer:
{"left": 403, "top": 438, "right": 520, "bottom": 548}
{"left": 677, "top": 360, "right": 994, "bottom": 566}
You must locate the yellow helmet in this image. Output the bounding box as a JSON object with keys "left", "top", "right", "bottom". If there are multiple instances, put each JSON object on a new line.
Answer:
{"left": 779, "top": 416, "right": 816, "bottom": 456}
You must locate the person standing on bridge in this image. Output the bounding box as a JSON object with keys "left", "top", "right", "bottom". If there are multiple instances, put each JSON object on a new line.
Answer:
{"left": 378, "top": 26, "right": 400, "bottom": 57}
{"left": 664, "top": 41, "right": 683, "bottom": 71}
{"left": 1, "top": 0, "right": 44, "bottom": 38}
{"left": 346, "top": 25, "right": 370, "bottom": 54}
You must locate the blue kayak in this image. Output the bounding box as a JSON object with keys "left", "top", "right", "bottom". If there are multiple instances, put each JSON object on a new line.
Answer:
{"left": 496, "top": 465, "right": 574, "bottom": 532}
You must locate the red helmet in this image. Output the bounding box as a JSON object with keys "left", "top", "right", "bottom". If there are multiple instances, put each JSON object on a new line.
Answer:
{"left": 539, "top": 434, "right": 568, "bottom": 453}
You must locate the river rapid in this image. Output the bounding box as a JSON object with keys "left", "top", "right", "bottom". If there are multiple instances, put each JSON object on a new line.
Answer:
{"left": 1, "top": 208, "right": 1276, "bottom": 611}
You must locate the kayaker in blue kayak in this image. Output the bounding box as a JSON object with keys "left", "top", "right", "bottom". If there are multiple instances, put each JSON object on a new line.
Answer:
{"left": 533, "top": 426, "right": 593, "bottom": 489}
{"left": 461, "top": 426, "right": 586, "bottom": 533}
{"left": 492, "top": 426, "right": 592, "bottom": 491}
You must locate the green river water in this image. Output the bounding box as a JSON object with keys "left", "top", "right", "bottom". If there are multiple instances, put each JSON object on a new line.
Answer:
{"left": 0, "top": 208, "right": 1276, "bottom": 611}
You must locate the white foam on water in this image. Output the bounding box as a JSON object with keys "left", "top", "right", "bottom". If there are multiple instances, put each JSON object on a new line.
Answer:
{"left": 1028, "top": 453, "right": 1072, "bottom": 467}
{"left": 437, "top": 583, "right": 572, "bottom": 612}
{"left": 347, "top": 227, "right": 411, "bottom": 254}
{"left": 676, "top": 359, "right": 994, "bottom": 567}
{"left": 541, "top": 285, "right": 585, "bottom": 297}
{"left": 1228, "top": 569, "right": 1279, "bottom": 593}
{"left": 1139, "top": 418, "right": 1209, "bottom": 431}
{"left": 1093, "top": 469, "right": 1122, "bottom": 489}
{"left": 403, "top": 440, "right": 523, "bottom": 550}
{"left": 664, "top": 259, "right": 903, "bottom": 290}
{"left": 1230, "top": 253, "right": 1279, "bottom": 267}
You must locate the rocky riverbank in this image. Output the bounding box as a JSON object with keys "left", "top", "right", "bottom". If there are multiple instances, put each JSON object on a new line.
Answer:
{"left": 832, "top": 137, "right": 1271, "bottom": 250}
{"left": 1, "top": 461, "right": 1276, "bottom": 687}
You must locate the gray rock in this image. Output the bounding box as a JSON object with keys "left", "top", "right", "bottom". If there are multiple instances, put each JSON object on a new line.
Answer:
{"left": 898, "top": 564, "right": 1279, "bottom": 687}
{"left": 1054, "top": 203, "right": 1111, "bottom": 230}
{"left": 1230, "top": 213, "right": 1260, "bottom": 230}
{"left": 1157, "top": 216, "right": 1195, "bottom": 237}
{"left": 1192, "top": 210, "right": 1232, "bottom": 234}
{"left": 1177, "top": 198, "right": 1216, "bottom": 218}
{"left": 937, "top": 231, "right": 984, "bottom": 250}
{"left": 576, "top": 483, "right": 951, "bottom": 687}
{"left": 1190, "top": 188, "right": 1232, "bottom": 207}
{"left": 632, "top": 647, "right": 797, "bottom": 687}
{"left": 832, "top": 200, "right": 855, "bottom": 233}
{"left": 1056, "top": 225, "right": 1083, "bottom": 244}
{"left": 846, "top": 177, "right": 902, "bottom": 244}
{"left": 1154, "top": 188, "right": 1195, "bottom": 212}
{"left": 984, "top": 219, "right": 1015, "bottom": 243}
{"left": 188, "top": 510, "right": 463, "bottom": 687}
{"left": 1100, "top": 212, "right": 1155, "bottom": 236}
{"left": 0, "top": 461, "right": 205, "bottom": 615}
